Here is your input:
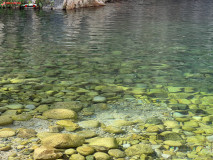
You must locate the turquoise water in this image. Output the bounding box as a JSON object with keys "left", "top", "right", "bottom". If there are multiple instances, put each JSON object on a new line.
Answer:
{"left": 0, "top": 0, "right": 213, "bottom": 104}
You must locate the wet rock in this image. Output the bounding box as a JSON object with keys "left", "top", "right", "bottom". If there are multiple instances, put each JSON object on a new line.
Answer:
{"left": 70, "top": 154, "right": 85, "bottom": 160}
{"left": 146, "top": 125, "right": 161, "bottom": 133}
{"left": 49, "top": 125, "right": 64, "bottom": 133}
{"left": 17, "top": 128, "right": 37, "bottom": 138}
{"left": 164, "top": 120, "right": 180, "bottom": 129}
{"left": 56, "top": 120, "right": 79, "bottom": 131}
{"left": 33, "top": 146, "right": 63, "bottom": 160}
{"left": 41, "top": 133, "right": 85, "bottom": 148}
{"left": 163, "top": 140, "right": 182, "bottom": 147}
{"left": 43, "top": 109, "right": 77, "bottom": 119}
{"left": 183, "top": 120, "right": 199, "bottom": 128}
{"left": 64, "top": 148, "right": 77, "bottom": 155}
{"left": 201, "top": 96, "right": 213, "bottom": 105}
{"left": 93, "top": 152, "right": 110, "bottom": 160}
{"left": 0, "top": 115, "right": 13, "bottom": 125}
{"left": 145, "top": 118, "right": 163, "bottom": 125}
{"left": 88, "top": 137, "right": 118, "bottom": 149}
{"left": 12, "top": 113, "right": 32, "bottom": 121}
{"left": 108, "top": 149, "right": 126, "bottom": 158}
{"left": 0, "top": 145, "right": 12, "bottom": 151}
{"left": 4, "top": 104, "right": 23, "bottom": 110}
{"left": 167, "top": 87, "right": 182, "bottom": 93}
{"left": 125, "top": 144, "right": 154, "bottom": 156}
{"left": 186, "top": 135, "right": 206, "bottom": 145}
{"left": 161, "top": 132, "right": 182, "bottom": 141}
{"left": 76, "top": 130, "right": 97, "bottom": 138}
{"left": 103, "top": 126, "right": 125, "bottom": 134}
{"left": 77, "top": 145, "right": 95, "bottom": 156}
{"left": 25, "top": 104, "right": 36, "bottom": 110}
{"left": 92, "top": 96, "right": 106, "bottom": 103}
{"left": 35, "top": 105, "right": 49, "bottom": 113}
{"left": 112, "top": 119, "right": 136, "bottom": 127}
{"left": 79, "top": 120, "right": 100, "bottom": 128}
{"left": 52, "top": 101, "right": 83, "bottom": 112}
{"left": 0, "top": 128, "right": 16, "bottom": 138}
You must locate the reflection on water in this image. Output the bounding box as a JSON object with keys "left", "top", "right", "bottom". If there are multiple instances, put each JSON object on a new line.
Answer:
{"left": 0, "top": 0, "right": 213, "bottom": 103}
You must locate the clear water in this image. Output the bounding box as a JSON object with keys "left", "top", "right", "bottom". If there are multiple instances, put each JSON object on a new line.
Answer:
{"left": 0, "top": 0, "right": 213, "bottom": 104}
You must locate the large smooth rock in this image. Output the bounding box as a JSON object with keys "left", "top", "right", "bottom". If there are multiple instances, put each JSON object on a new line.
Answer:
{"left": 33, "top": 146, "right": 63, "bottom": 160}
{"left": 63, "top": 0, "right": 105, "bottom": 10}
{"left": 0, "top": 115, "right": 13, "bottom": 126}
{"left": 42, "top": 109, "right": 77, "bottom": 119}
{"left": 125, "top": 144, "right": 154, "bottom": 156}
{"left": 41, "top": 133, "right": 85, "bottom": 148}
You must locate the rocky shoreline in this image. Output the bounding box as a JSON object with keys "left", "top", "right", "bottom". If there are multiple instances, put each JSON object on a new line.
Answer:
{"left": 0, "top": 94, "right": 213, "bottom": 159}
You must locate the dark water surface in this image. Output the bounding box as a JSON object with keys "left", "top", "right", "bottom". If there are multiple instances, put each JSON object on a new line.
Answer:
{"left": 0, "top": 0, "right": 213, "bottom": 104}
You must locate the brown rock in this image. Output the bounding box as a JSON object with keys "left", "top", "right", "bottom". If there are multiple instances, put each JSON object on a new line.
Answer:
{"left": 0, "top": 115, "right": 13, "bottom": 126}
{"left": 76, "top": 145, "right": 95, "bottom": 156}
{"left": 17, "top": 128, "right": 37, "bottom": 138}
{"left": 42, "top": 109, "right": 77, "bottom": 119}
{"left": 0, "top": 128, "right": 16, "bottom": 138}
{"left": 41, "top": 133, "right": 85, "bottom": 148}
{"left": 33, "top": 146, "right": 63, "bottom": 160}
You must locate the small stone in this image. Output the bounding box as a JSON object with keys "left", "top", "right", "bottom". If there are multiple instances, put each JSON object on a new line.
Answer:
{"left": 12, "top": 113, "right": 32, "bottom": 121}
{"left": 206, "top": 135, "right": 213, "bottom": 142}
{"left": 4, "top": 104, "right": 23, "bottom": 110}
{"left": 76, "top": 145, "right": 95, "bottom": 156}
{"left": 64, "top": 148, "right": 77, "bottom": 155}
{"left": 53, "top": 101, "right": 83, "bottom": 112}
{"left": 146, "top": 125, "right": 160, "bottom": 133}
{"left": 35, "top": 105, "right": 49, "bottom": 113}
{"left": 186, "top": 135, "right": 206, "bottom": 145}
{"left": 164, "top": 120, "right": 180, "bottom": 129}
{"left": 108, "top": 149, "right": 126, "bottom": 158}
{"left": 0, "top": 128, "right": 16, "bottom": 138}
{"left": 56, "top": 120, "right": 79, "bottom": 131}
{"left": 103, "top": 126, "right": 125, "bottom": 134}
{"left": 145, "top": 118, "right": 163, "bottom": 125}
{"left": 93, "top": 152, "right": 110, "bottom": 160}
{"left": 93, "top": 96, "right": 106, "bottom": 103}
{"left": 70, "top": 154, "right": 85, "bottom": 160}
{"left": 79, "top": 120, "right": 100, "bottom": 128}
{"left": 112, "top": 120, "right": 136, "bottom": 127}
{"left": 163, "top": 140, "right": 182, "bottom": 147}
{"left": 88, "top": 137, "right": 118, "bottom": 149}
{"left": 0, "top": 145, "right": 12, "bottom": 151}
{"left": 25, "top": 104, "right": 36, "bottom": 110}
{"left": 0, "top": 115, "right": 13, "bottom": 126}
{"left": 49, "top": 125, "right": 64, "bottom": 133}
{"left": 76, "top": 130, "right": 97, "bottom": 138}
{"left": 85, "top": 155, "right": 94, "bottom": 160}
{"left": 33, "top": 146, "right": 63, "bottom": 160}
{"left": 43, "top": 109, "right": 77, "bottom": 119}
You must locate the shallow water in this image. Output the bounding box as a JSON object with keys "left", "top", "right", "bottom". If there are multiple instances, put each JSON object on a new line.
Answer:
{"left": 0, "top": 0, "right": 213, "bottom": 103}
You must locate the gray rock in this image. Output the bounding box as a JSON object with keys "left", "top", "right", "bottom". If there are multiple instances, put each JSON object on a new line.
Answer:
{"left": 25, "top": 104, "right": 36, "bottom": 110}
{"left": 93, "top": 96, "right": 106, "bottom": 103}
